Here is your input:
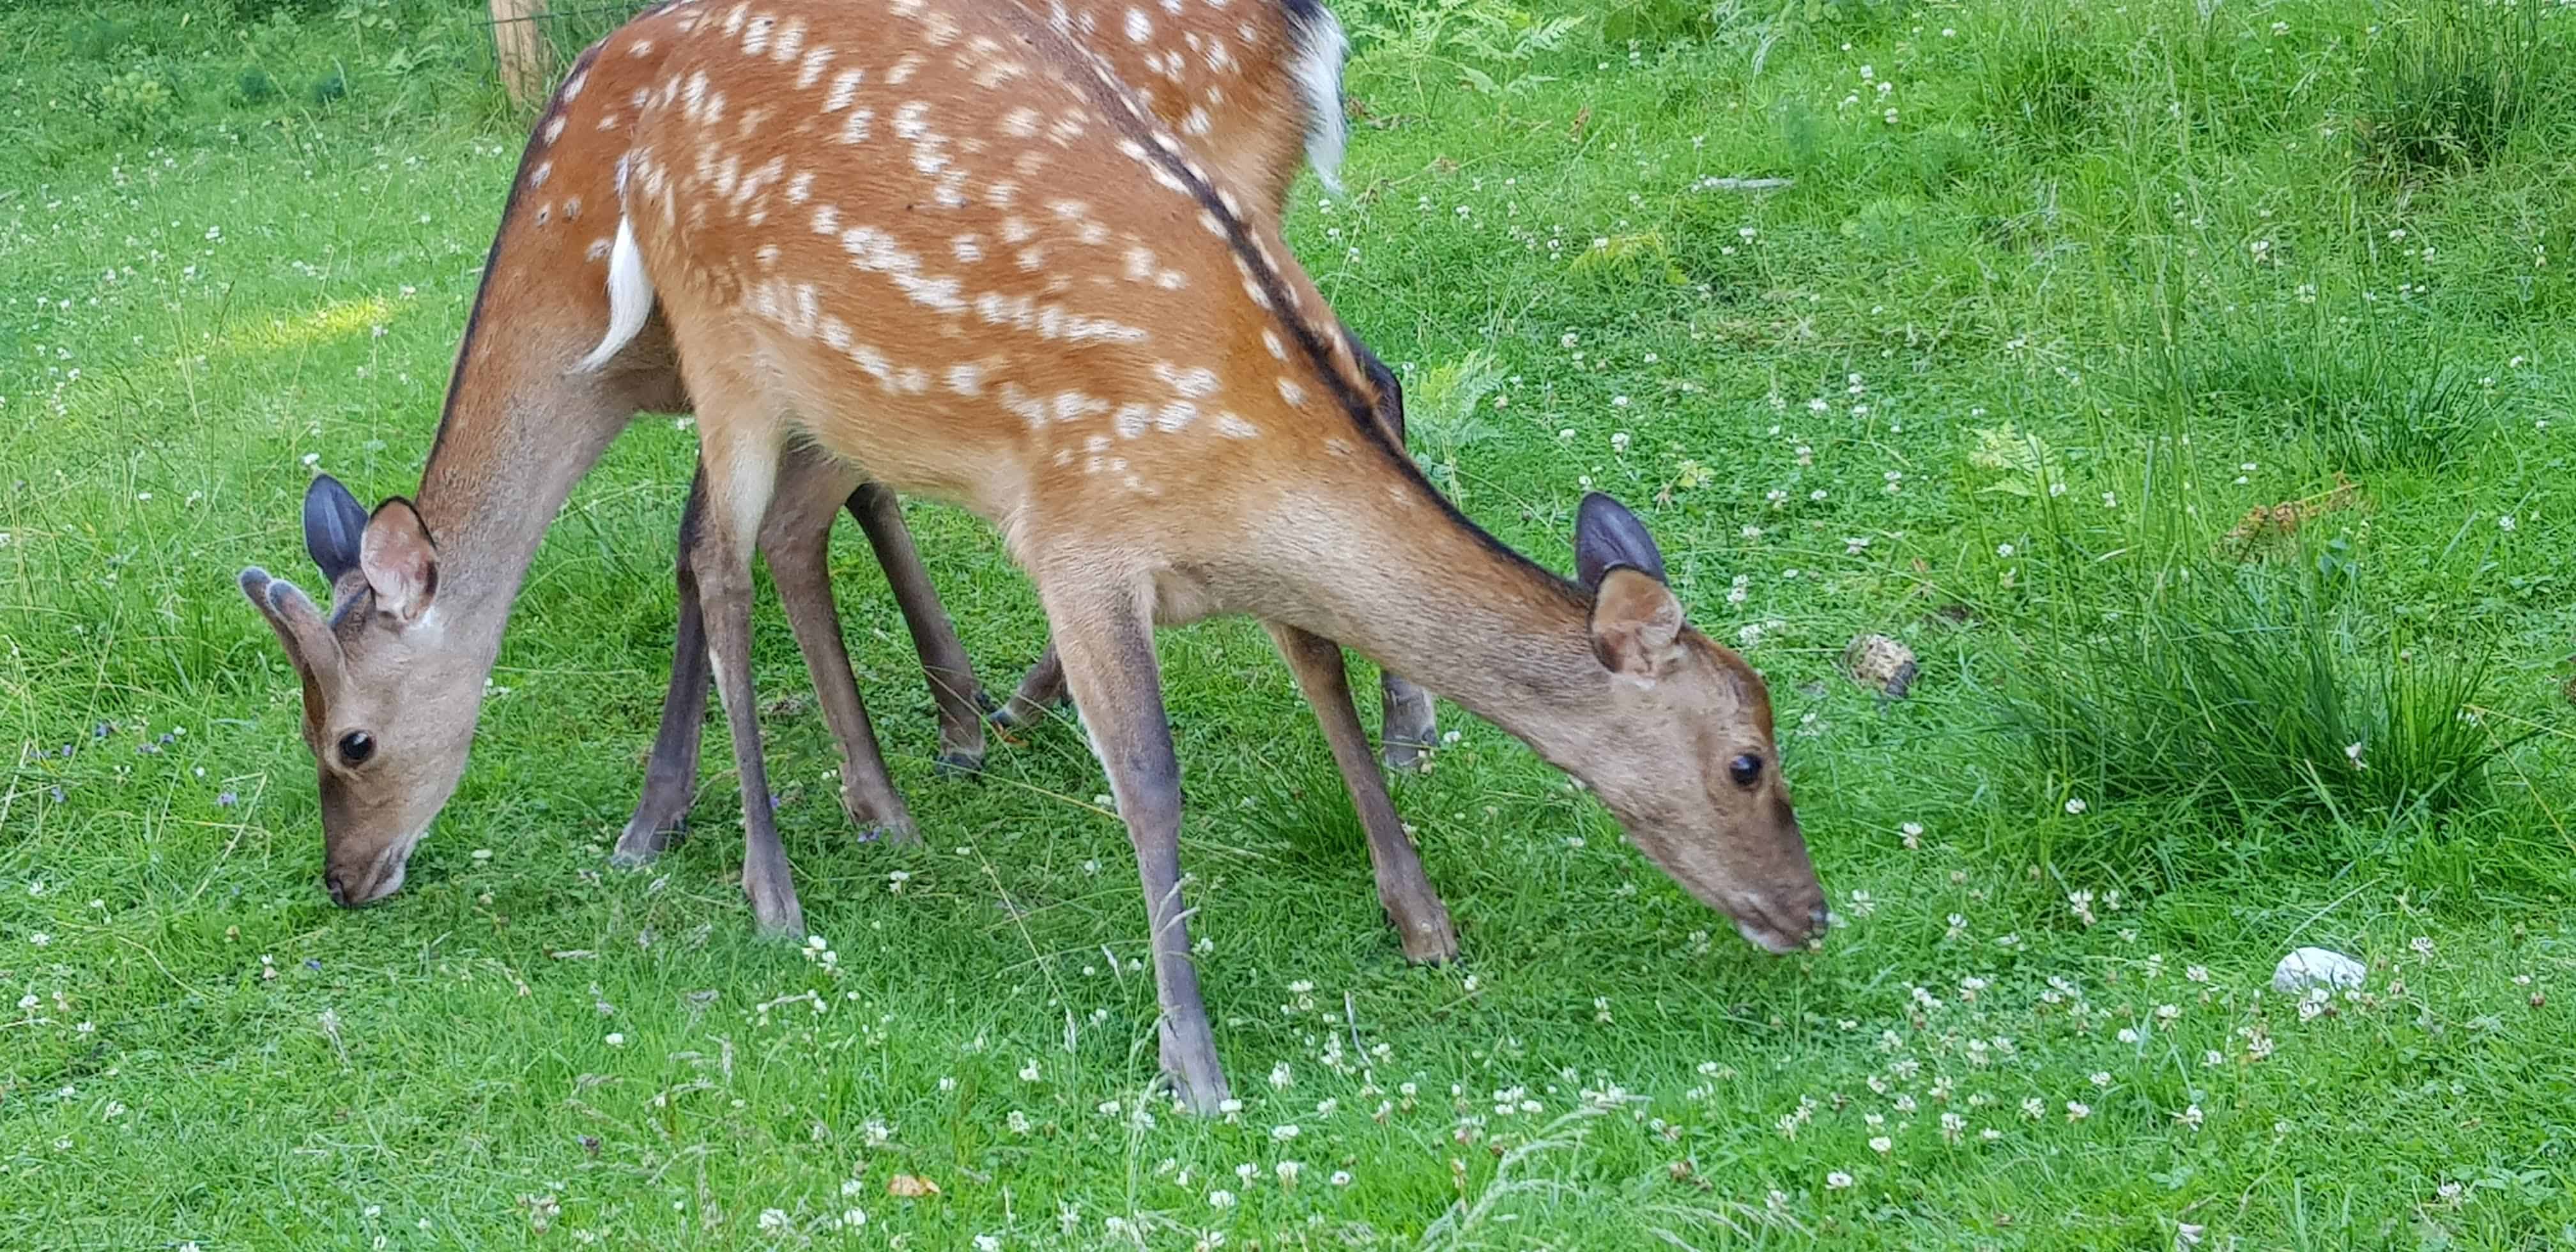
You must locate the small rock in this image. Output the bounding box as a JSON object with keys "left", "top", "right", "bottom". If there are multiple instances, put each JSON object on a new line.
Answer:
{"left": 2271, "top": 947, "right": 2365, "bottom": 995}
{"left": 1843, "top": 634, "right": 1919, "bottom": 699}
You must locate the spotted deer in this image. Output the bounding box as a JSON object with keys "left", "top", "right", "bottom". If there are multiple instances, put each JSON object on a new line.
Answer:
{"left": 572, "top": 0, "right": 1826, "bottom": 1110}
{"left": 237, "top": 0, "right": 1464, "bottom": 966}
{"left": 622, "top": 0, "right": 1444, "bottom": 871}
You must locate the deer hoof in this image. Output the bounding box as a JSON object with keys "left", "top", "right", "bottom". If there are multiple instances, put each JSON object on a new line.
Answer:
{"left": 933, "top": 749, "right": 985, "bottom": 777}
{"left": 1395, "top": 906, "right": 1460, "bottom": 966}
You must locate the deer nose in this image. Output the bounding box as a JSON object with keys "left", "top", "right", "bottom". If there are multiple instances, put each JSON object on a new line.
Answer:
{"left": 1808, "top": 905, "right": 1833, "bottom": 937}
{"left": 325, "top": 873, "right": 352, "bottom": 908}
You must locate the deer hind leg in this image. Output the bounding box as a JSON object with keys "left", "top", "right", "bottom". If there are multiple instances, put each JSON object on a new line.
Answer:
{"left": 1347, "top": 333, "right": 1439, "bottom": 771}
{"left": 992, "top": 641, "right": 1067, "bottom": 729}
{"left": 1264, "top": 623, "right": 1459, "bottom": 965}
{"left": 759, "top": 448, "right": 917, "bottom": 845}
{"left": 684, "top": 398, "right": 804, "bottom": 937}
{"left": 841, "top": 482, "right": 992, "bottom": 774}
{"left": 1035, "top": 566, "right": 1229, "bottom": 1113}
{"left": 614, "top": 466, "right": 717, "bottom": 866}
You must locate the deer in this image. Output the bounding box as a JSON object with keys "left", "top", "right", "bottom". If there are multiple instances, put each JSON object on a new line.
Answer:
{"left": 623, "top": 0, "right": 1444, "bottom": 867}
{"left": 578, "top": 0, "right": 1827, "bottom": 1111}
{"left": 236, "top": 0, "right": 1459, "bottom": 958}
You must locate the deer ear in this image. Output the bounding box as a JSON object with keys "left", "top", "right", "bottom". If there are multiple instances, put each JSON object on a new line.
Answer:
{"left": 1573, "top": 492, "right": 1667, "bottom": 590}
{"left": 358, "top": 498, "right": 440, "bottom": 623}
{"left": 1589, "top": 567, "right": 1686, "bottom": 679}
{"left": 302, "top": 474, "right": 369, "bottom": 586}
{"left": 1351, "top": 334, "right": 1405, "bottom": 441}
{"left": 240, "top": 565, "right": 343, "bottom": 687}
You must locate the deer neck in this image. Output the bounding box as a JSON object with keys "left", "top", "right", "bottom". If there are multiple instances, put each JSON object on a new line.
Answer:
{"left": 410, "top": 269, "right": 643, "bottom": 641}
{"left": 1278, "top": 482, "right": 1613, "bottom": 767}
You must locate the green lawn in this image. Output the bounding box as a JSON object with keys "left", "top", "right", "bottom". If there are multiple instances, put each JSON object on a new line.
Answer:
{"left": 5, "top": 0, "right": 2575, "bottom": 1246}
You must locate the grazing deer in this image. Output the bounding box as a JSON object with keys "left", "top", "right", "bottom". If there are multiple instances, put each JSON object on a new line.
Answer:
{"left": 624, "top": 0, "right": 1443, "bottom": 868}
{"left": 234, "top": 0, "right": 1455, "bottom": 956}
{"left": 577, "top": 0, "right": 1826, "bottom": 1110}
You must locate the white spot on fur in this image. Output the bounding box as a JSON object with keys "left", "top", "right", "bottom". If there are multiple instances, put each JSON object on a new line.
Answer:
{"left": 838, "top": 108, "right": 875, "bottom": 144}
{"left": 542, "top": 115, "right": 567, "bottom": 143}
{"left": 797, "top": 45, "right": 836, "bottom": 89}
{"left": 1125, "top": 7, "right": 1153, "bottom": 40}
{"left": 824, "top": 70, "right": 864, "bottom": 112}
{"left": 839, "top": 224, "right": 965, "bottom": 314}
{"left": 951, "top": 234, "right": 985, "bottom": 263}
{"left": 1052, "top": 391, "right": 1110, "bottom": 424}
{"left": 1154, "top": 362, "right": 1220, "bottom": 398}
{"left": 528, "top": 161, "right": 553, "bottom": 188}
{"left": 944, "top": 363, "right": 986, "bottom": 395}
{"left": 1276, "top": 377, "right": 1308, "bottom": 406}
{"left": 1261, "top": 329, "right": 1287, "bottom": 360}
{"left": 1113, "top": 402, "right": 1153, "bottom": 438}
{"left": 1215, "top": 413, "right": 1259, "bottom": 439}
{"left": 811, "top": 203, "right": 841, "bottom": 234}
{"left": 786, "top": 171, "right": 815, "bottom": 203}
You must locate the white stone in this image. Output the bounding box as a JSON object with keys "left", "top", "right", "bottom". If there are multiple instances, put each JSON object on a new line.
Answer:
{"left": 2271, "top": 947, "right": 2365, "bottom": 995}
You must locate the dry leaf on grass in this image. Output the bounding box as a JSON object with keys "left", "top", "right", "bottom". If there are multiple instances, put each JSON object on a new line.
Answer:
{"left": 886, "top": 1173, "right": 940, "bottom": 1198}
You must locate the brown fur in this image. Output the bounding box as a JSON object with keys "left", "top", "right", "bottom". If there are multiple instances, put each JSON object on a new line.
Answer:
{"left": 595, "top": 0, "right": 1825, "bottom": 1110}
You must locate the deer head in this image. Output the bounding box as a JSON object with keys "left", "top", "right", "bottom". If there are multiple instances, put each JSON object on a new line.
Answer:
{"left": 1552, "top": 493, "right": 1823, "bottom": 952}
{"left": 239, "top": 474, "right": 480, "bottom": 907}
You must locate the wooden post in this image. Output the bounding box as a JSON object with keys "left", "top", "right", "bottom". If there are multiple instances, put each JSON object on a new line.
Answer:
{"left": 490, "top": 0, "right": 550, "bottom": 107}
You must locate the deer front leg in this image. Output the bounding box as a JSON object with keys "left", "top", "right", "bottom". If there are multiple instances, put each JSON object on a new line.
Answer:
{"left": 762, "top": 454, "right": 917, "bottom": 844}
{"left": 992, "top": 641, "right": 1067, "bottom": 730}
{"left": 1265, "top": 623, "right": 1458, "bottom": 964}
{"left": 1039, "top": 573, "right": 1228, "bottom": 1113}
{"left": 614, "top": 468, "right": 716, "bottom": 864}
{"left": 842, "top": 482, "right": 992, "bottom": 774}
{"left": 693, "top": 429, "right": 804, "bottom": 937}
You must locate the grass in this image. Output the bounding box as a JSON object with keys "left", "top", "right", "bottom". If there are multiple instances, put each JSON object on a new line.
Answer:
{"left": 4, "top": 0, "right": 2575, "bottom": 1246}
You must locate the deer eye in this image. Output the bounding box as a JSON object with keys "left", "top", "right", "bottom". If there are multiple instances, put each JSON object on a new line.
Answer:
{"left": 1726, "top": 753, "right": 1763, "bottom": 788}
{"left": 337, "top": 731, "right": 376, "bottom": 767}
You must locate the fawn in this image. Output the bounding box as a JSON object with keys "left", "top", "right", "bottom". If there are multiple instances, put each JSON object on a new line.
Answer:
{"left": 579, "top": 0, "right": 1825, "bottom": 1109}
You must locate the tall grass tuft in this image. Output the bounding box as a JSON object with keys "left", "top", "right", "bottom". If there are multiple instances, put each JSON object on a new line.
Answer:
{"left": 2165, "top": 316, "right": 2494, "bottom": 475}
{"left": 2352, "top": 3, "right": 2547, "bottom": 173}
{"left": 2003, "top": 547, "right": 2505, "bottom": 834}
{"left": 1975, "top": 15, "right": 2110, "bottom": 150}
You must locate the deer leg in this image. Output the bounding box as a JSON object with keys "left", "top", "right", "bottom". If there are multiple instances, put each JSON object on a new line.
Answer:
{"left": 1348, "top": 335, "right": 1440, "bottom": 772}
{"left": 1038, "top": 573, "right": 1227, "bottom": 1113}
{"left": 992, "top": 641, "right": 1067, "bottom": 729}
{"left": 761, "top": 452, "right": 917, "bottom": 845}
{"left": 691, "top": 425, "right": 804, "bottom": 937}
{"left": 842, "top": 482, "right": 992, "bottom": 774}
{"left": 1264, "top": 623, "right": 1459, "bottom": 964}
{"left": 613, "top": 466, "right": 716, "bottom": 865}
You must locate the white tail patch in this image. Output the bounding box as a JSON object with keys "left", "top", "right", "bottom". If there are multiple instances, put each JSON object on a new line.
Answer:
{"left": 1284, "top": 3, "right": 1349, "bottom": 193}
{"left": 576, "top": 216, "right": 653, "bottom": 372}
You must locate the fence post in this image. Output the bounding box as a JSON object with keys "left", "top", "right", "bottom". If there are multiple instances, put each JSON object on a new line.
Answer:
{"left": 491, "top": 0, "right": 550, "bottom": 107}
